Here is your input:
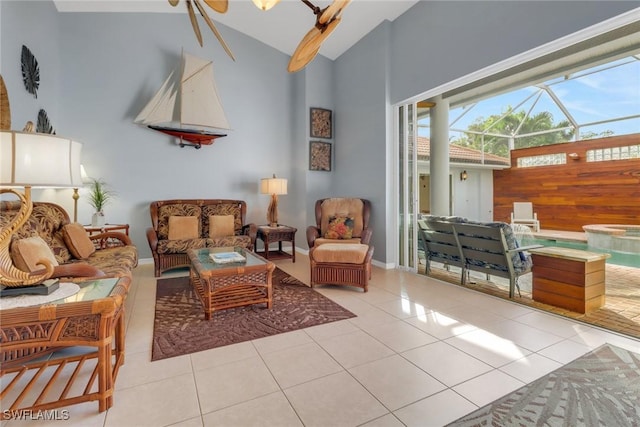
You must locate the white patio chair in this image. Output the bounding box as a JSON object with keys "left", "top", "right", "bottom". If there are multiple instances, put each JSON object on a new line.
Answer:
{"left": 510, "top": 202, "right": 540, "bottom": 232}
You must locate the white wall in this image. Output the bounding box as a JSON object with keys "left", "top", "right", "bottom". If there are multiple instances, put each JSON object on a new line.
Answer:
{"left": 416, "top": 166, "right": 495, "bottom": 221}
{"left": 452, "top": 168, "right": 495, "bottom": 221}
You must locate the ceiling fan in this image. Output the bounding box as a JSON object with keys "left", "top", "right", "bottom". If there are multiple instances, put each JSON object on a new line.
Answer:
{"left": 169, "top": 0, "right": 350, "bottom": 72}
{"left": 169, "top": 0, "right": 235, "bottom": 60}
{"left": 288, "top": 0, "right": 350, "bottom": 72}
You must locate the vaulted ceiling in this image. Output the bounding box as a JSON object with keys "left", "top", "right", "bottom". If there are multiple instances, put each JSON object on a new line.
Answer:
{"left": 53, "top": 0, "right": 420, "bottom": 60}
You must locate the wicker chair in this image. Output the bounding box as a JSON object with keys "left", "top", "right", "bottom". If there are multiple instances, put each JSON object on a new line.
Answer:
{"left": 307, "top": 198, "right": 374, "bottom": 292}
{"left": 147, "top": 199, "right": 257, "bottom": 277}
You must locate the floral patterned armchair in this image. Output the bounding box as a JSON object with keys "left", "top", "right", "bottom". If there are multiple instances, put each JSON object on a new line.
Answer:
{"left": 307, "top": 198, "right": 374, "bottom": 292}
{"left": 306, "top": 198, "right": 372, "bottom": 249}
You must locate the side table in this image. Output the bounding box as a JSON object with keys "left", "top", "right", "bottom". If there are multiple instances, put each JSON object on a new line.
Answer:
{"left": 529, "top": 247, "right": 609, "bottom": 313}
{"left": 257, "top": 225, "right": 297, "bottom": 262}
{"left": 84, "top": 224, "right": 130, "bottom": 249}
{"left": 84, "top": 223, "right": 130, "bottom": 236}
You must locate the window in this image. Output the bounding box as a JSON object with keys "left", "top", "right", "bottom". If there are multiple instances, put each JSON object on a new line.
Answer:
{"left": 517, "top": 153, "right": 567, "bottom": 168}
{"left": 587, "top": 144, "right": 640, "bottom": 162}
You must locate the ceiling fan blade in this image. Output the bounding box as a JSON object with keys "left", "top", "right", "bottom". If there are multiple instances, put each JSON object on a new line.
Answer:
{"left": 288, "top": 18, "right": 340, "bottom": 73}
{"left": 319, "top": 0, "right": 350, "bottom": 25}
{"left": 168, "top": 0, "right": 179, "bottom": 6}
{"left": 288, "top": 27, "right": 321, "bottom": 73}
{"left": 202, "top": 0, "right": 228, "bottom": 14}
{"left": 193, "top": 0, "right": 236, "bottom": 61}
{"left": 186, "top": 0, "right": 203, "bottom": 47}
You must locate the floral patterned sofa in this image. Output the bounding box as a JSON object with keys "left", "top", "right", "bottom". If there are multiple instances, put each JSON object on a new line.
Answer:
{"left": 146, "top": 199, "right": 257, "bottom": 277}
{"left": 1, "top": 201, "right": 138, "bottom": 280}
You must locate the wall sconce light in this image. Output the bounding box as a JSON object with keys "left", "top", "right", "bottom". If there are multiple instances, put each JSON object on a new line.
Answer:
{"left": 568, "top": 152, "right": 580, "bottom": 160}
{"left": 460, "top": 170, "right": 468, "bottom": 181}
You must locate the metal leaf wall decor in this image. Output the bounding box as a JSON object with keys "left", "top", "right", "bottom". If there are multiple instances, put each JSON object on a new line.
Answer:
{"left": 21, "top": 45, "right": 40, "bottom": 98}
{"left": 36, "top": 109, "right": 55, "bottom": 134}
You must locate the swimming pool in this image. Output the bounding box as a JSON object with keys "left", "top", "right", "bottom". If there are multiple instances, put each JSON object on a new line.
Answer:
{"left": 527, "top": 238, "right": 640, "bottom": 268}
{"left": 583, "top": 224, "right": 640, "bottom": 254}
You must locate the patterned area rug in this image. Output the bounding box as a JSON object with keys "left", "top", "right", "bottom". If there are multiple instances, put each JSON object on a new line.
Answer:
{"left": 448, "top": 344, "right": 640, "bottom": 426}
{"left": 152, "top": 268, "right": 356, "bottom": 360}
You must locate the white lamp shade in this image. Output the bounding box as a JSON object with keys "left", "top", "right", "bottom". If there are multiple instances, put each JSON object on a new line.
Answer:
{"left": 260, "top": 177, "right": 287, "bottom": 195}
{"left": 0, "top": 131, "right": 83, "bottom": 188}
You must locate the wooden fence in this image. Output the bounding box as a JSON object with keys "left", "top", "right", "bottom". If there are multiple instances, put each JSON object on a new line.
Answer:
{"left": 493, "top": 134, "right": 640, "bottom": 231}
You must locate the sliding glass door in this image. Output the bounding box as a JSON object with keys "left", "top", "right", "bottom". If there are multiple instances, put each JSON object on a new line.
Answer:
{"left": 396, "top": 103, "right": 419, "bottom": 271}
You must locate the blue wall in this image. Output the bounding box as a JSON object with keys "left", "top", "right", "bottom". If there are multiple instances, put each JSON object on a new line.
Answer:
{"left": 1, "top": 0, "right": 637, "bottom": 264}
{"left": 388, "top": 1, "right": 638, "bottom": 104}
{"left": 334, "top": 21, "right": 392, "bottom": 263}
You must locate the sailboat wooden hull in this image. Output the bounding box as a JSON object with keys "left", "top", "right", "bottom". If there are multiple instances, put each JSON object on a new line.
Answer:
{"left": 148, "top": 125, "right": 227, "bottom": 146}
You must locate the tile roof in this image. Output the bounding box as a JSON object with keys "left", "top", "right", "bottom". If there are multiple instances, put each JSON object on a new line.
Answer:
{"left": 416, "top": 136, "right": 510, "bottom": 166}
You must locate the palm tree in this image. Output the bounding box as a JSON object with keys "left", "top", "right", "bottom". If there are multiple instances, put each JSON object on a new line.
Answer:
{"left": 453, "top": 108, "right": 575, "bottom": 157}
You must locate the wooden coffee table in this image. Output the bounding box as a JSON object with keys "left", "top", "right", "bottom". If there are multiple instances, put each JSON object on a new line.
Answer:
{"left": 187, "top": 247, "right": 275, "bottom": 320}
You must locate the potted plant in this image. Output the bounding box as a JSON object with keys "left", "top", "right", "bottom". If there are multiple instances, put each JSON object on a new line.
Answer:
{"left": 87, "top": 178, "right": 115, "bottom": 226}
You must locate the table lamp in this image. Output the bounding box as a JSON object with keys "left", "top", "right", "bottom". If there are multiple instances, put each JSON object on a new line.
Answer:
{"left": 71, "top": 164, "right": 91, "bottom": 223}
{"left": 0, "top": 130, "right": 83, "bottom": 287}
{"left": 260, "top": 174, "right": 287, "bottom": 227}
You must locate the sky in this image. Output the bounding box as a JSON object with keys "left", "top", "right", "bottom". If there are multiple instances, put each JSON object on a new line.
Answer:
{"left": 418, "top": 55, "right": 640, "bottom": 140}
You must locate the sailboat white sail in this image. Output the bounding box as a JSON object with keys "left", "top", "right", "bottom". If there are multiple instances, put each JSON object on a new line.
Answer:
{"left": 135, "top": 52, "right": 230, "bottom": 147}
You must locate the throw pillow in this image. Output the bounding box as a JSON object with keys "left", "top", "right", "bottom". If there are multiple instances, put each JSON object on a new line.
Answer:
{"left": 168, "top": 216, "right": 199, "bottom": 240}
{"left": 62, "top": 223, "right": 96, "bottom": 259}
{"left": 209, "top": 215, "right": 235, "bottom": 238}
{"left": 324, "top": 216, "right": 355, "bottom": 239}
{"left": 10, "top": 236, "right": 59, "bottom": 273}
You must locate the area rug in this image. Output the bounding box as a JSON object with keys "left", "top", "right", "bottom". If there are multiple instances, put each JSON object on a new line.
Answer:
{"left": 447, "top": 344, "right": 640, "bottom": 426}
{"left": 152, "top": 268, "right": 356, "bottom": 361}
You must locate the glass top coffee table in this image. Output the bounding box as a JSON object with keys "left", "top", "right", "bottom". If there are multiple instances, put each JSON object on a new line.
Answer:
{"left": 1, "top": 276, "right": 131, "bottom": 416}
{"left": 187, "top": 247, "right": 275, "bottom": 320}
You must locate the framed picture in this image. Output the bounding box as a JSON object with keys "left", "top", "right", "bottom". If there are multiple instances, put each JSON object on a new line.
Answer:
{"left": 310, "top": 108, "right": 332, "bottom": 139}
{"left": 309, "top": 141, "right": 332, "bottom": 171}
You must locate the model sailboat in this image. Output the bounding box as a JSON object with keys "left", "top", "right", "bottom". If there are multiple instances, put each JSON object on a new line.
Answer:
{"left": 135, "top": 52, "right": 230, "bottom": 148}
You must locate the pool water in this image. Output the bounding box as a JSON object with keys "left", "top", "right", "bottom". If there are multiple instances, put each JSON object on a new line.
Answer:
{"left": 527, "top": 238, "right": 640, "bottom": 268}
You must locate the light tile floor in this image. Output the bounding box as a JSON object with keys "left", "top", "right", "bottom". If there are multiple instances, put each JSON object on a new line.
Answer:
{"left": 424, "top": 256, "right": 640, "bottom": 337}
{"left": 5, "top": 255, "right": 640, "bottom": 427}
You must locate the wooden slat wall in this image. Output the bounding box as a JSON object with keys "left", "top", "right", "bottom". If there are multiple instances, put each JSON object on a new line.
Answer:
{"left": 493, "top": 134, "right": 640, "bottom": 231}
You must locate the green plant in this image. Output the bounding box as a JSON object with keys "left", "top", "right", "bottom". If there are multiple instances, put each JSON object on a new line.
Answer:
{"left": 87, "top": 178, "right": 115, "bottom": 213}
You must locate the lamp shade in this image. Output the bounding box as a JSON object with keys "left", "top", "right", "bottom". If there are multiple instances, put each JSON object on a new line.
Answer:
{"left": 0, "top": 131, "right": 82, "bottom": 188}
{"left": 260, "top": 176, "right": 287, "bottom": 195}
